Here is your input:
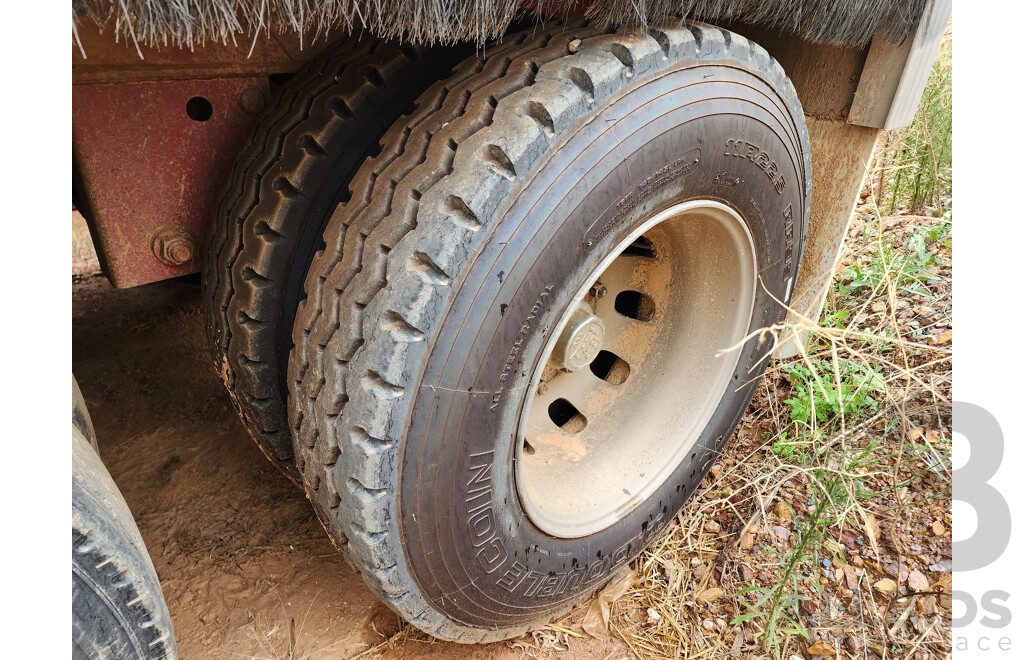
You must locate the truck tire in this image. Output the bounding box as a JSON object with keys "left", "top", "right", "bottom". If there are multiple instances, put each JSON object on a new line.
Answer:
{"left": 290, "top": 21, "right": 810, "bottom": 641}
{"left": 203, "top": 38, "right": 470, "bottom": 479}
{"left": 73, "top": 375, "right": 98, "bottom": 453}
{"left": 72, "top": 430, "right": 177, "bottom": 659}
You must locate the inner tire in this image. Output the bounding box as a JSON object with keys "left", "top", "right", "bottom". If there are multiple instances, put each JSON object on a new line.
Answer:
{"left": 202, "top": 38, "right": 470, "bottom": 479}
{"left": 290, "top": 21, "right": 809, "bottom": 642}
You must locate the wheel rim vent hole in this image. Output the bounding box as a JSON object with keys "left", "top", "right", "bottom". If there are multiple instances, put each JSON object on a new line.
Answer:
{"left": 621, "top": 235, "right": 656, "bottom": 258}
{"left": 589, "top": 350, "right": 630, "bottom": 385}
{"left": 614, "top": 290, "right": 655, "bottom": 321}
{"left": 548, "top": 398, "right": 587, "bottom": 433}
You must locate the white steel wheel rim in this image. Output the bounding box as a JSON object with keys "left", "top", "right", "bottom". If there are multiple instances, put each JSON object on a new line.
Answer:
{"left": 515, "top": 200, "right": 758, "bottom": 538}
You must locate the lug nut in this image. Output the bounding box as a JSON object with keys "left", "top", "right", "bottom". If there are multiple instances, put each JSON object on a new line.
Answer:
{"left": 151, "top": 226, "right": 197, "bottom": 266}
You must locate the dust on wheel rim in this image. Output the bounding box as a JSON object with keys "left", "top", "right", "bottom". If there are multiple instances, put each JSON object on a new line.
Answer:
{"left": 515, "top": 200, "right": 758, "bottom": 538}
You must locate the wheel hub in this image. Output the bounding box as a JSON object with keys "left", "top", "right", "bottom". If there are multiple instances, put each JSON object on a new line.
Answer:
{"left": 551, "top": 304, "right": 605, "bottom": 372}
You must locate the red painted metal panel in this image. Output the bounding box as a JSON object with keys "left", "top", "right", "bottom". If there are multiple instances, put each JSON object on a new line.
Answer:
{"left": 73, "top": 77, "right": 266, "bottom": 287}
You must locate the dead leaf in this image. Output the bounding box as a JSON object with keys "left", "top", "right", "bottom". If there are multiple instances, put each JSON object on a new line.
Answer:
{"left": 870, "top": 301, "right": 886, "bottom": 313}
{"left": 697, "top": 587, "right": 725, "bottom": 604}
{"left": 808, "top": 640, "right": 836, "bottom": 655}
{"left": 863, "top": 513, "right": 881, "bottom": 558}
{"left": 885, "top": 562, "right": 909, "bottom": 582}
{"left": 664, "top": 560, "right": 679, "bottom": 595}
{"left": 928, "top": 329, "right": 952, "bottom": 345}
{"left": 833, "top": 529, "right": 858, "bottom": 550}
{"left": 581, "top": 567, "right": 636, "bottom": 638}
{"left": 932, "top": 573, "right": 953, "bottom": 592}
{"left": 846, "top": 566, "right": 864, "bottom": 591}
{"left": 740, "top": 533, "right": 755, "bottom": 550}
{"left": 731, "top": 626, "right": 745, "bottom": 655}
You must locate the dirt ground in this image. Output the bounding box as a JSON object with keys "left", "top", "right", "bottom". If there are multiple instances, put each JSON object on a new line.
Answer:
{"left": 72, "top": 272, "right": 631, "bottom": 660}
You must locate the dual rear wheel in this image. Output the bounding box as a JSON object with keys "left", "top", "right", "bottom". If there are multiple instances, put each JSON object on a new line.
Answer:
{"left": 205, "top": 19, "right": 809, "bottom": 641}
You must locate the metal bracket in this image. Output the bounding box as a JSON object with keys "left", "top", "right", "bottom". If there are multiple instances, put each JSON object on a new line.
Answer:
{"left": 848, "top": 0, "right": 952, "bottom": 130}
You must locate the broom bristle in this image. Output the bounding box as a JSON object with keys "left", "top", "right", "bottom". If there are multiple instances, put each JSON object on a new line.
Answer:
{"left": 72, "top": 0, "right": 928, "bottom": 57}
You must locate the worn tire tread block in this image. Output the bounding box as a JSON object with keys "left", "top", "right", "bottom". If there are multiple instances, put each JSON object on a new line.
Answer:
{"left": 72, "top": 432, "right": 177, "bottom": 659}
{"left": 202, "top": 39, "right": 469, "bottom": 479}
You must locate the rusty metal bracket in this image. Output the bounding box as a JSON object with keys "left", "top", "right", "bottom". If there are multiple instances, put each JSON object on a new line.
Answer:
{"left": 73, "top": 77, "right": 267, "bottom": 287}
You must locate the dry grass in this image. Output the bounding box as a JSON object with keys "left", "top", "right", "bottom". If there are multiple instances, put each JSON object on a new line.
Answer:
{"left": 602, "top": 191, "right": 953, "bottom": 659}
{"left": 872, "top": 21, "right": 953, "bottom": 216}
{"left": 72, "top": 0, "right": 927, "bottom": 51}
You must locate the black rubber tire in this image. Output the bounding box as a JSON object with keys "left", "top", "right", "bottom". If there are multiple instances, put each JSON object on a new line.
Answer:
{"left": 72, "top": 431, "right": 177, "bottom": 659}
{"left": 202, "top": 37, "right": 471, "bottom": 479}
{"left": 73, "top": 375, "right": 98, "bottom": 453}
{"left": 289, "top": 21, "right": 810, "bottom": 642}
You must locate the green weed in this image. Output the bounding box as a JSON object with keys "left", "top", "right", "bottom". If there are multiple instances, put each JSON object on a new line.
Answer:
{"left": 733, "top": 448, "right": 874, "bottom": 659}
{"left": 782, "top": 359, "right": 883, "bottom": 427}
{"left": 877, "top": 24, "right": 952, "bottom": 214}
{"left": 836, "top": 215, "right": 951, "bottom": 300}
{"left": 771, "top": 432, "right": 811, "bottom": 463}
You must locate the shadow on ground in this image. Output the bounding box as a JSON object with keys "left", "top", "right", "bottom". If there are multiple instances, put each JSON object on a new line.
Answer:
{"left": 72, "top": 275, "right": 625, "bottom": 660}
